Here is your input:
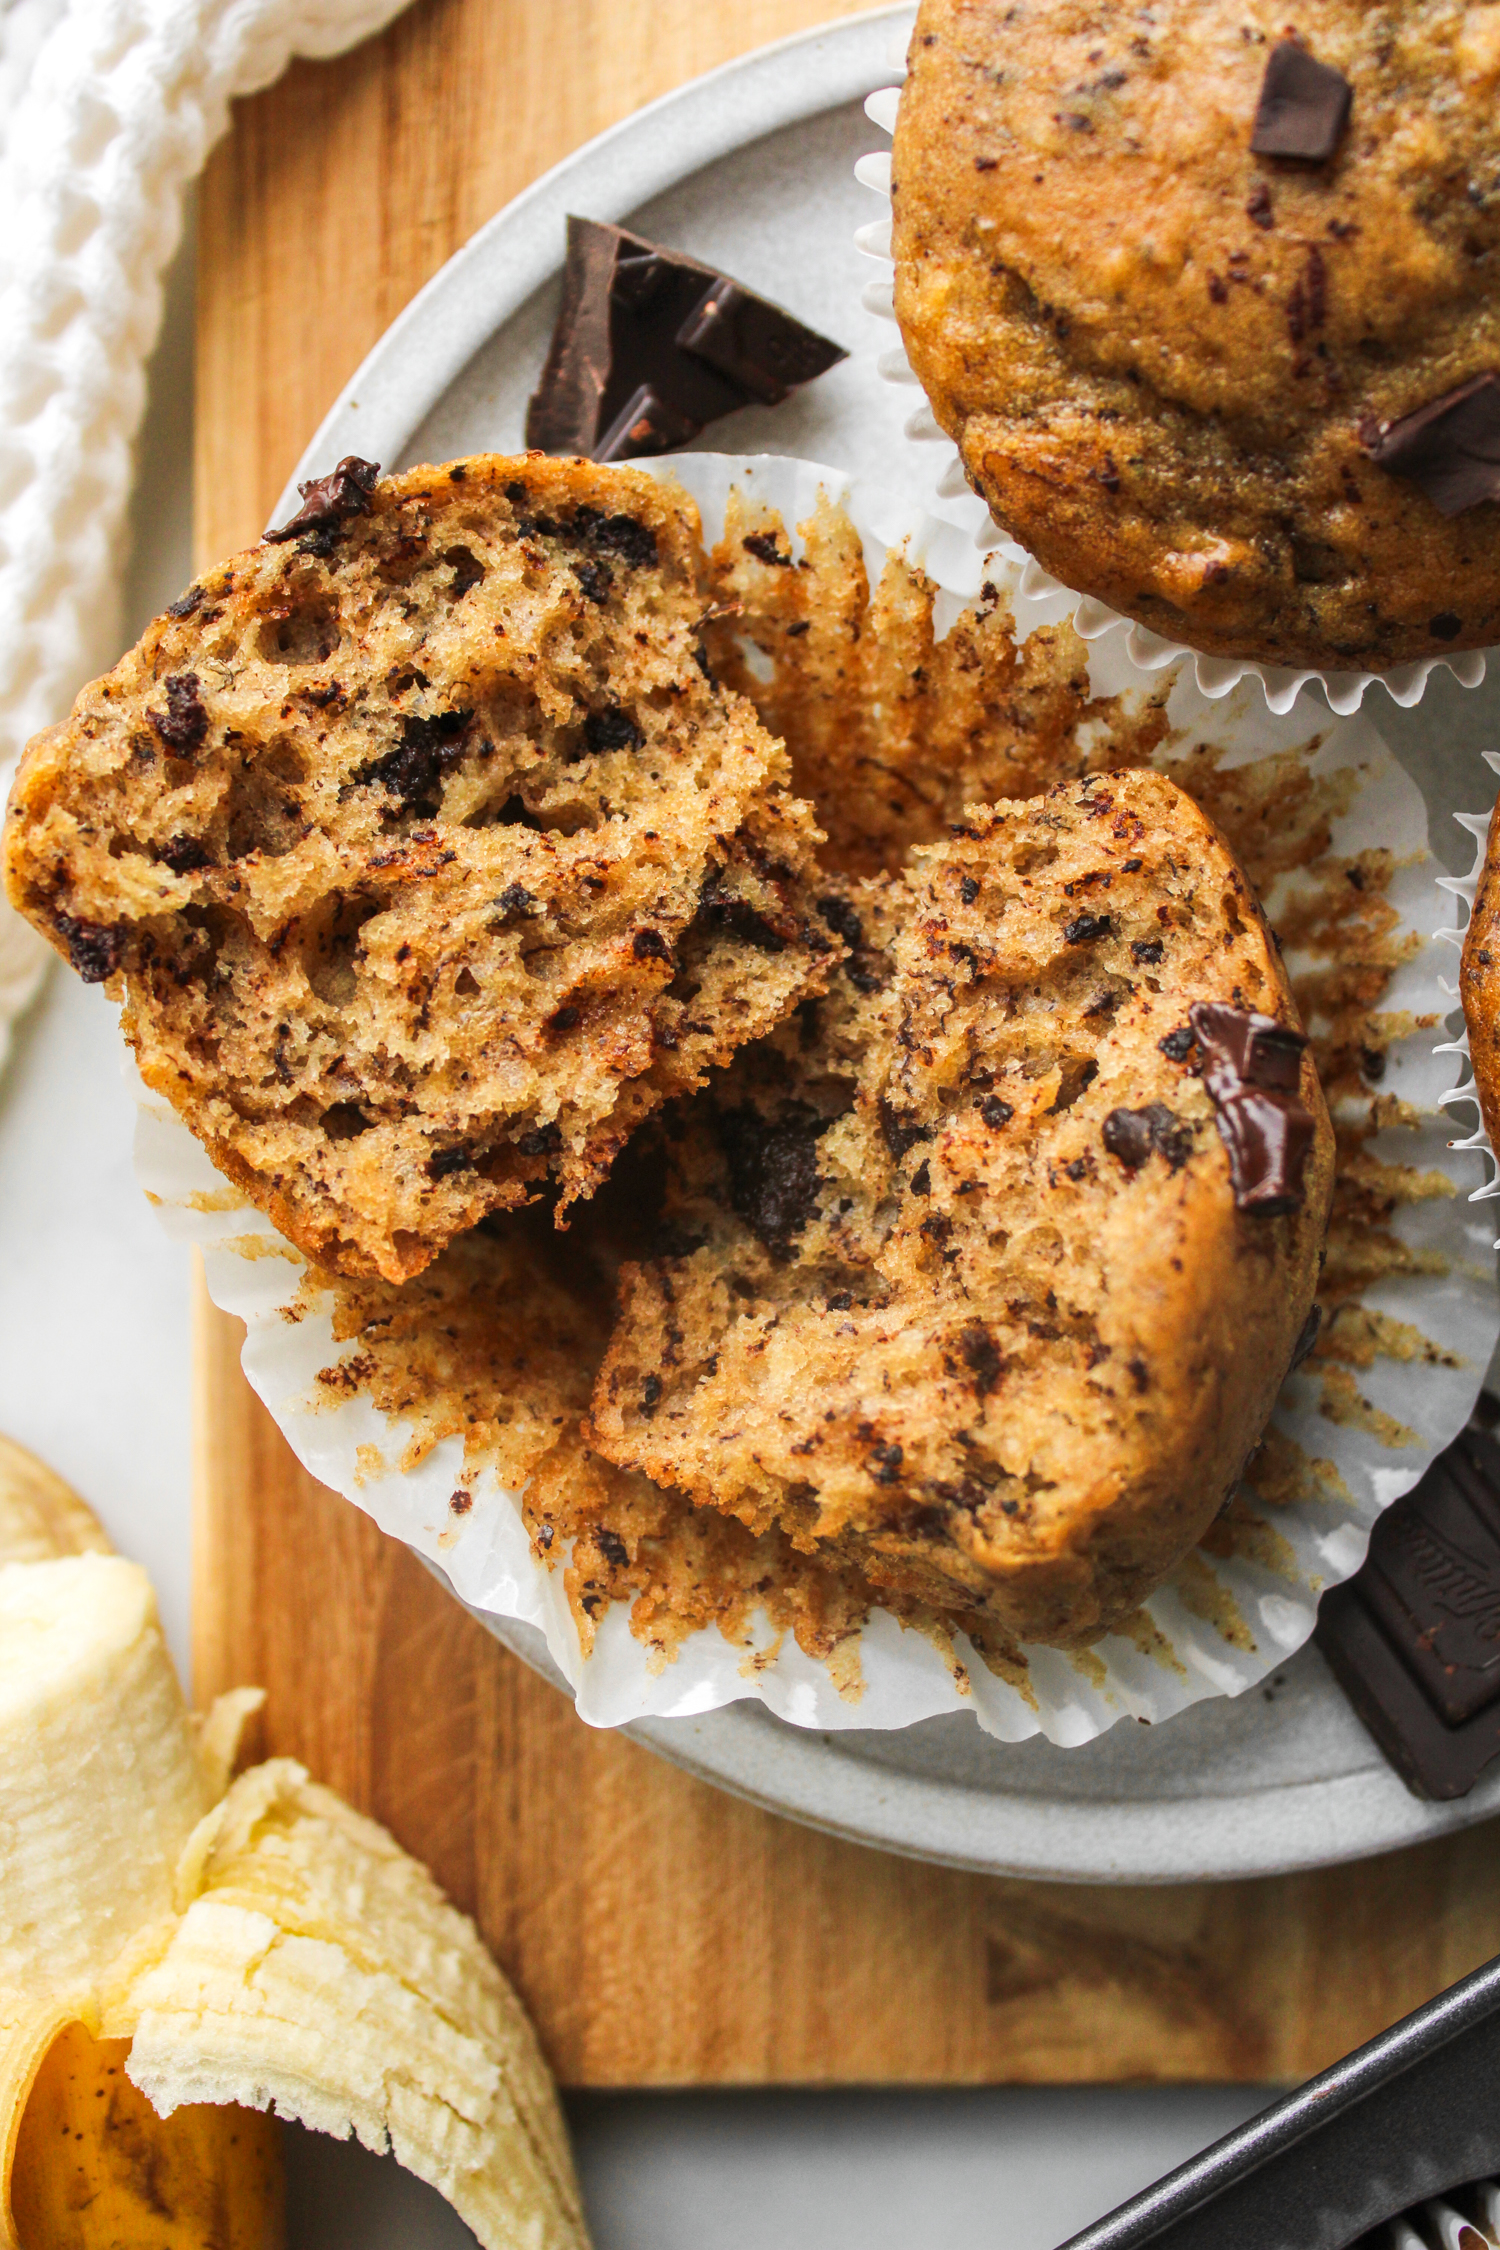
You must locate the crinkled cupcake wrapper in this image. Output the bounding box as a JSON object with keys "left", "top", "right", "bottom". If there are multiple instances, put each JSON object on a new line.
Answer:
{"left": 134, "top": 452, "right": 1497, "bottom": 1746}
{"left": 855, "top": 88, "right": 1491, "bottom": 722}
{"left": 1436, "top": 754, "right": 1500, "bottom": 1245}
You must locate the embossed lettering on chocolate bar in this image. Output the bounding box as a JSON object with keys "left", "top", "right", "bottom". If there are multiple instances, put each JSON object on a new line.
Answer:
{"left": 1250, "top": 39, "right": 1353, "bottom": 163}
{"left": 526, "top": 217, "right": 847, "bottom": 463}
{"left": 1188, "top": 1001, "right": 1315, "bottom": 1214}
{"left": 1316, "top": 1418, "right": 1500, "bottom": 1798}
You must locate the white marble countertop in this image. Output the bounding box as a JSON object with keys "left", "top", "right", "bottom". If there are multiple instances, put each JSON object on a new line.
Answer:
{"left": 11, "top": 196, "right": 1494, "bottom": 2250}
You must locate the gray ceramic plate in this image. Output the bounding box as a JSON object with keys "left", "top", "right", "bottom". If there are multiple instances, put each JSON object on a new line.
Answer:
{"left": 287, "top": 6, "right": 1500, "bottom": 1882}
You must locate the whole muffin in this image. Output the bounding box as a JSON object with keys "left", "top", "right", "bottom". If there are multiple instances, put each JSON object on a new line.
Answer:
{"left": 892, "top": 0, "right": 1500, "bottom": 670}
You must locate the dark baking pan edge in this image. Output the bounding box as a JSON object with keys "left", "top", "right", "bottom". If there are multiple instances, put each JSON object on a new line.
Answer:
{"left": 1060, "top": 1949, "right": 1500, "bottom": 2249}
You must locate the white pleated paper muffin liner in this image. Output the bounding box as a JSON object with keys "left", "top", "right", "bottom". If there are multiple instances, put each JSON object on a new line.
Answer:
{"left": 856, "top": 88, "right": 1491, "bottom": 722}
{"left": 132, "top": 452, "right": 1497, "bottom": 1745}
{"left": 1436, "top": 756, "right": 1500, "bottom": 1246}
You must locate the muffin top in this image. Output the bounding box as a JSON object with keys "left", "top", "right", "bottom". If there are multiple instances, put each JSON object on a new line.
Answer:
{"left": 893, "top": 0, "right": 1500, "bottom": 669}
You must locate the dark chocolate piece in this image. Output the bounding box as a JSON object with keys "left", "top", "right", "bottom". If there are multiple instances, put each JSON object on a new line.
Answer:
{"left": 1189, "top": 1001, "right": 1315, "bottom": 1214}
{"left": 1316, "top": 1407, "right": 1500, "bottom": 1799}
{"left": 266, "top": 455, "right": 380, "bottom": 544}
{"left": 1361, "top": 374, "right": 1500, "bottom": 519}
{"left": 1250, "top": 39, "right": 1353, "bottom": 162}
{"left": 717, "top": 1100, "right": 827, "bottom": 1256}
{"left": 526, "top": 217, "right": 846, "bottom": 462}
{"left": 147, "top": 672, "right": 208, "bottom": 754}
{"left": 1101, "top": 1101, "right": 1191, "bottom": 1173}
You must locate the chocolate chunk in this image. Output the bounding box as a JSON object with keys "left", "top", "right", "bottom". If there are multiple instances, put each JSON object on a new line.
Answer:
{"left": 1102, "top": 1100, "right": 1191, "bottom": 1173}
{"left": 632, "top": 927, "right": 672, "bottom": 963}
{"left": 879, "top": 1099, "right": 931, "bottom": 1163}
{"left": 1189, "top": 1001, "right": 1315, "bottom": 1214}
{"left": 495, "top": 883, "right": 538, "bottom": 918}
{"left": 717, "top": 1100, "right": 827, "bottom": 1255}
{"left": 165, "top": 585, "right": 204, "bottom": 620}
{"left": 1131, "top": 937, "right": 1164, "bottom": 966}
{"left": 160, "top": 834, "right": 213, "bottom": 875}
{"left": 596, "top": 1525, "right": 631, "bottom": 1565}
{"left": 1191, "top": 1001, "right": 1305, "bottom": 1096}
{"left": 742, "top": 531, "right": 792, "bottom": 567}
{"left": 1250, "top": 40, "right": 1353, "bottom": 163}
{"left": 1361, "top": 374, "right": 1500, "bottom": 519}
{"left": 148, "top": 672, "right": 208, "bottom": 753}
{"left": 427, "top": 1143, "right": 474, "bottom": 1179}
{"left": 1316, "top": 1409, "right": 1500, "bottom": 1798}
{"left": 265, "top": 455, "right": 379, "bottom": 543}
{"left": 816, "top": 894, "right": 864, "bottom": 950}
{"left": 978, "top": 1094, "right": 1014, "bottom": 1129}
{"left": 581, "top": 704, "right": 645, "bottom": 756}
{"left": 1064, "top": 912, "right": 1112, "bottom": 944}
{"left": 596, "top": 385, "right": 700, "bottom": 463}
{"left": 525, "top": 216, "right": 846, "bottom": 462}
{"left": 678, "top": 279, "right": 842, "bottom": 402}
{"left": 959, "top": 1325, "right": 1004, "bottom": 1395}
{"left": 353, "top": 709, "right": 470, "bottom": 817}
{"left": 53, "top": 911, "right": 123, "bottom": 985}
{"left": 695, "top": 869, "right": 786, "bottom": 954}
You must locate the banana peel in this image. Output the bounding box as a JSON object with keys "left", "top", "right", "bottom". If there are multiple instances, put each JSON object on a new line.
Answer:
{"left": 0, "top": 1454, "right": 589, "bottom": 2250}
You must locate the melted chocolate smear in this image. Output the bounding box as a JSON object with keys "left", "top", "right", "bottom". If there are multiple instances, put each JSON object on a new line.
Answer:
{"left": 1189, "top": 1001, "right": 1315, "bottom": 1214}
{"left": 525, "top": 217, "right": 846, "bottom": 462}
{"left": 265, "top": 455, "right": 379, "bottom": 544}
{"left": 1361, "top": 374, "right": 1500, "bottom": 519}
{"left": 1250, "top": 39, "right": 1352, "bottom": 163}
{"left": 148, "top": 672, "right": 208, "bottom": 753}
{"left": 718, "top": 1100, "right": 827, "bottom": 1256}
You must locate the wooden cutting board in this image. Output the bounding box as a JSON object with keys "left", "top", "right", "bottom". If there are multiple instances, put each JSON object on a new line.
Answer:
{"left": 193, "top": 0, "right": 1500, "bottom": 2086}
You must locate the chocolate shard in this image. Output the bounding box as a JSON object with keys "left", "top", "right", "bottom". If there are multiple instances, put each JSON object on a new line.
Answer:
{"left": 1316, "top": 1405, "right": 1500, "bottom": 1799}
{"left": 1189, "top": 1001, "right": 1315, "bottom": 1214}
{"left": 525, "top": 216, "right": 847, "bottom": 462}
{"left": 1250, "top": 39, "right": 1352, "bottom": 163}
{"left": 266, "top": 455, "right": 380, "bottom": 544}
{"left": 1361, "top": 374, "right": 1500, "bottom": 519}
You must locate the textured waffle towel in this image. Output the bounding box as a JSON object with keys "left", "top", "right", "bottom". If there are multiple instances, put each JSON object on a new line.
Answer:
{"left": 0, "top": 0, "right": 413, "bottom": 1061}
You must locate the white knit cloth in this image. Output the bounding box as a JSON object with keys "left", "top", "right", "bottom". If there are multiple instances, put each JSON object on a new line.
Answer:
{"left": 0, "top": 0, "right": 414, "bottom": 1062}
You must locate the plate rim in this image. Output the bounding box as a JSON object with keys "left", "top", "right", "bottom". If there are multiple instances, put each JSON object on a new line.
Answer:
{"left": 297, "top": 14, "right": 1500, "bottom": 1882}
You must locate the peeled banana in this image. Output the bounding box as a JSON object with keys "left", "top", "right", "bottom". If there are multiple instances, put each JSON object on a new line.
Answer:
{"left": 0, "top": 1448, "right": 589, "bottom": 2250}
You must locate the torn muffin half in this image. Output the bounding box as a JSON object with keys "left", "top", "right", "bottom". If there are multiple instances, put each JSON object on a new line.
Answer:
{"left": 3, "top": 454, "right": 832, "bottom": 1282}
{"left": 589, "top": 768, "right": 1334, "bottom": 1649}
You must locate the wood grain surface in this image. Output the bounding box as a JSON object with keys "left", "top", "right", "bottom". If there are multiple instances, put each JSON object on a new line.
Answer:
{"left": 193, "top": 0, "right": 1500, "bottom": 2086}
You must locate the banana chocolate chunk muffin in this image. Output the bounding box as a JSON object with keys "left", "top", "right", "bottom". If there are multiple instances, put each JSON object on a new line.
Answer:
{"left": 590, "top": 769, "right": 1333, "bottom": 1649}
{"left": 3, "top": 455, "right": 831, "bottom": 1282}
{"left": 893, "top": 0, "right": 1500, "bottom": 670}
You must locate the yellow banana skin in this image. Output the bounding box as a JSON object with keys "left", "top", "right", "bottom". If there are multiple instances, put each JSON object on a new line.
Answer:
{"left": 8, "top": 2021, "right": 283, "bottom": 2250}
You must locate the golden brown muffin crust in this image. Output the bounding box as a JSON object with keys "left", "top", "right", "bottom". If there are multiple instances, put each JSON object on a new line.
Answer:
{"left": 893, "top": 0, "right": 1500, "bottom": 668}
